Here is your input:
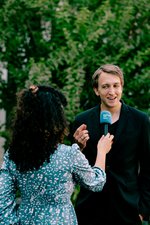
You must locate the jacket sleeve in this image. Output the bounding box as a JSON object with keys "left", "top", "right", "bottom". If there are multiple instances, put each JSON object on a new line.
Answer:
{"left": 138, "top": 114, "right": 150, "bottom": 218}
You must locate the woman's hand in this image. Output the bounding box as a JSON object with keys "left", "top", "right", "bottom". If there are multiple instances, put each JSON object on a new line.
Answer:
{"left": 97, "top": 133, "right": 114, "bottom": 155}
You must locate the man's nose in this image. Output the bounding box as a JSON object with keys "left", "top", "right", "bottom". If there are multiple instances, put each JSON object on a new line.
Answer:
{"left": 108, "top": 87, "right": 115, "bottom": 94}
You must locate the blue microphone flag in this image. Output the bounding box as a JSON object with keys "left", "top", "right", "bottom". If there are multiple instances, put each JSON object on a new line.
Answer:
{"left": 100, "top": 111, "right": 112, "bottom": 124}
{"left": 100, "top": 111, "right": 112, "bottom": 135}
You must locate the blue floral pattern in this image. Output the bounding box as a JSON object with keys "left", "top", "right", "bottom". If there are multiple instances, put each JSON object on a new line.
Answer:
{"left": 0, "top": 143, "right": 106, "bottom": 225}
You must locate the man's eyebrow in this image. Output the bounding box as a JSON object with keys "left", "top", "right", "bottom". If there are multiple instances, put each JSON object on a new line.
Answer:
{"left": 101, "top": 82, "right": 121, "bottom": 85}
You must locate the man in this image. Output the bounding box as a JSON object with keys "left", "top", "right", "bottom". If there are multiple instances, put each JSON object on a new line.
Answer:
{"left": 71, "top": 64, "right": 150, "bottom": 225}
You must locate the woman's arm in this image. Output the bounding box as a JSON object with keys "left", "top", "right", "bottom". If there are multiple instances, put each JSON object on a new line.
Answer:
{"left": 71, "top": 134, "right": 113, "bottom": 192}
{"left": 0, "top": 154, "right": 18, "bottom": 224}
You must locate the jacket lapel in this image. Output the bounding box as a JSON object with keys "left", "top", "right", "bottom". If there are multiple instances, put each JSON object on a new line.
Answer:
{"left": 114, "top": 101, "right": 129, "bottom": 143}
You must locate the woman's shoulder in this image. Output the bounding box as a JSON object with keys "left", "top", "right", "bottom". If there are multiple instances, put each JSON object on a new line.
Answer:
{"left": 59, "top": 143, "right": 80, "bottom": 151}
{"left": 57, "top": 143, "right": 81, "bottom": 158}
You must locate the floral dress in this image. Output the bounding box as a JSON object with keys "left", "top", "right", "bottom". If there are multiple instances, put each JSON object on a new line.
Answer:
{"left": 0, "top": 143, "right": 106, "bottom": 225}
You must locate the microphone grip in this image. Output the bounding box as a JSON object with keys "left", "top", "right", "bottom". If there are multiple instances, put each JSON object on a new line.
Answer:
{"left": 104, "top": 124, "right": 108, "bottom": 136}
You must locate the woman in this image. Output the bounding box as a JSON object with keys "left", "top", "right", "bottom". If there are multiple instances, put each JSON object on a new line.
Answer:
{"left": 0, "top": 85, "right": 113, "bottom": 225}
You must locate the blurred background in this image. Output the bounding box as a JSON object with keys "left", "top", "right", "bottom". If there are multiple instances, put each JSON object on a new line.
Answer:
{"left": 0, "top": 0, "right": 150, "bottom": 160}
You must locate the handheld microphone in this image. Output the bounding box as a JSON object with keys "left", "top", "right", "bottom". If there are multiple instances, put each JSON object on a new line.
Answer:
{"left": 100, "top": 111, "right": 112, "bottom": 135}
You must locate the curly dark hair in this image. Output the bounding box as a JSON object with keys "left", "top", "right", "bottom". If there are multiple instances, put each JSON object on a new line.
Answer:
{"left": 8, "top": 85, "right": 68, "bottom": 172}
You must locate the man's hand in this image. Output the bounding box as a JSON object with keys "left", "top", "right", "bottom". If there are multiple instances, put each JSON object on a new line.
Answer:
{"left": 73, "top": 124, "right": 89, "bottom": 150}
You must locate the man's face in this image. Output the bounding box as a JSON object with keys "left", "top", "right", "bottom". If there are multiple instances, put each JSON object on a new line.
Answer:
{"left": 94, "top": 72, "right": 123, "bottom": 109}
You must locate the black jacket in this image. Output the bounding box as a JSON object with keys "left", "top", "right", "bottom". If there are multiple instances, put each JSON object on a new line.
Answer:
{"left": 71, "top": 101, "right": 150, "bottom": 225}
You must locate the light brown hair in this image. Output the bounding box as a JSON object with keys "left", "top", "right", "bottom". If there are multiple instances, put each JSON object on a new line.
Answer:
{"left": 92, "top": 64, "right": 124, "bottom": 88}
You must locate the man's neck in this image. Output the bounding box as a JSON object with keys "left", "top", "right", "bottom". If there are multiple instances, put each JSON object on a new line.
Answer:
{"left": 100, "top": 102, "right": 122, "bottom": 123}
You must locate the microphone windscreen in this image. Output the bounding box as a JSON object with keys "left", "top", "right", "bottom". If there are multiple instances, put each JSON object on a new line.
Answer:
{"left": 100, "top": 111, "right": 112, "bottom": 124}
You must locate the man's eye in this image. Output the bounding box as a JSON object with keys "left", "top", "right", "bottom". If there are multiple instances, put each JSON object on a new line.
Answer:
{"left": 102, "top": 85, "right": 108, "bottom": 89}
{"left": 114, "top": 84, "right": 120, "bottom": 88}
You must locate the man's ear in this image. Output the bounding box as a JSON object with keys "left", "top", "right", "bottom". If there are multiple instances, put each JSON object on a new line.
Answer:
{"left": 93, "top": 87, "right": 99, "bottom": 96}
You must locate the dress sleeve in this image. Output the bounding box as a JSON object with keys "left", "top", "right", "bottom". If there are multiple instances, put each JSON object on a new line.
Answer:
{"left": 0, "top": 153, "right": 18, "bottom": 224}
{"left": 70, "top": 144, "right": 106, "bottom": 192}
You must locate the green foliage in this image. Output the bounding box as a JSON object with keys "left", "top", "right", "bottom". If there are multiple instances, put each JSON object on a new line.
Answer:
{"left": 71, "top": 184, "right": 80, "bottom": 206}
{"left": 0, "top": 0, "right": 150, "bottom": 141}
{"left": 0, "top": 0, "right": 150, "bottom": 207}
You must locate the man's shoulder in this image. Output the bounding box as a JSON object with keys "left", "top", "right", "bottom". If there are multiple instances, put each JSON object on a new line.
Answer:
{"left": 75, "top": 105, "right": 99, "bottom": 119}
{"left": 123, "top": 102, "right": 149, "bottom": 119}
